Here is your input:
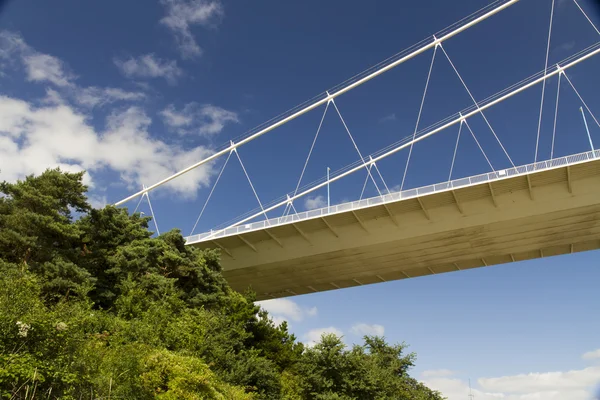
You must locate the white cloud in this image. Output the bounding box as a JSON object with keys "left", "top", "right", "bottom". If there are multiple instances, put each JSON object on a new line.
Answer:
{"left": 0, "top": 31, "right": 75, "bottom": 87}
{"left": 0, "top": 97, "right": 215, "bottom": 198}
{"left": 23, "top": 53, "right": 75, "bottom": 87}
{"left": 114, "top": 54, "right": 182, "bottom": 84}
{"left": 303, "top": 327, "right": 344, "bottom": 348}
{"left": 304, "top": 195, "right": 326, "bottom": 210}
{"left": 421, "top": 369, "right": 456, "bottom": 378}
{"left": 0, "top": 31, "right": 143, "bottom": 108}
{"left": 422, "top": 366, "right": 600, "bottom": 400}
{"left": 379, "top": 113, "right": 397, "bottom": 123}
{"left": 583, "top": 349, "right": 600, "bottom": 361}
{"left": 350, "top": 323, "right": 385, "bottom": 337}
{"left": 160, "top": 0, "right": 223, "bottom": 59}
{"left": 160, "top": 103, "right": 239, "bottom": 136}
{"left": 256, "top": 298, "right": 318, "bottom": 325}
{"left": 75, "top": 87, "right": 145, "bottom": 108}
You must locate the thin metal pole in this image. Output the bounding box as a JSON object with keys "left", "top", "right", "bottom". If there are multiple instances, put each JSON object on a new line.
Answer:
{"left": 580, "top": 106, "right": 595, "bottom": 151}
{"left": 114, "top": 0, "right": 519, "bottom": 206}
{"left": 327, "top": 167, "right": 330, "bottom": 208}
{"left": 201, "top": 47, "right": 600, "bottom": 240}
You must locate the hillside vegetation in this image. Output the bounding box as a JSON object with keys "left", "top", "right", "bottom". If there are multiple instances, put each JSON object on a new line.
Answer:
{"left": 0, "top": 169, "right": 444, "bottom": 399}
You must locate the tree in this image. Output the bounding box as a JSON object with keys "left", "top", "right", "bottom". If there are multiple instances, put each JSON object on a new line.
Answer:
{"left": 0, "top": 169, "right": 444, "bottom": 399}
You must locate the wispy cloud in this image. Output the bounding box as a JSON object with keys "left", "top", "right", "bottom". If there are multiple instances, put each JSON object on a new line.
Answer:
{"left": 160, "top": 102, "right": 239, "bottom": 136}
{"left": 160, "top": 0, "right": 224, "bottom": 59}
{"left": 304, "top": 195, "right": 327, "bottom": 210}
{"left": 114, "top": 53, "right": 182, "bottom": 84}
{"left": 0, "top": 31, "right": 144, "bottom": 108}
{"left": 554, "top": 41, "right": 576, "bottom": 53}
{"left": 350, "top": 323, "right": 385, "bottom": 337}
{"left": 379, "top": 113, "right": 397, "bottom": 123}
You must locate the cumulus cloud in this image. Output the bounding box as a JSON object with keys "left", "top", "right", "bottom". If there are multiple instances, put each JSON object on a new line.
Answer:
{"left": 0, "top": 96, "right": 215, "bottom": 198}
{"left": 421, "top": 366, "right": 600, "bottom": 400}
{"left": 160, "top": 0, "right": 224, "bottom": 59}
{"left": 303, "top": 327, "right": 344, "bottom": 348}
{"left": 304, "top": 195, "right": 327, "bottom": 210}
{"left": 0, "top": 31, "right": 144, "bottom": 108}
{"left": 583, "top": 349, "right": 600, "bottom": 361}
{"left": 161, "top": 103, "right": 239, "bottom": 136}
{"left": 256, "top": 298, "right": 317, "bottom": 326}
{"left": 350, "top": 323, "right": 385, "bottom": 337}
{"left": 114, "top": 53, "right": 182, "bottom": 84}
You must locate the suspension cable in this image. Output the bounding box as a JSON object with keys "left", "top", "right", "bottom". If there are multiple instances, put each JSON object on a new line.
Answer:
{"left": 572, "top": 0, "right": 600, "bottom": 36}
{"left": 234, "top": 149, "right": 270, "bottom": 222}
{"left": 331, "top": 99, "right": 383, "bottom": 195}
{"left": 144, "top": 187, "right": 160, "bottom": 236}
{"left": 132, "top": 192, "right": 145, "bottom": 214}
{"left": 562, "top": 73, "right": 600, "bottom": 129}
{"left": 439, "top": 43, "right": 515, "bottom": 167}
{"left": 535, "top": 0, "right": 556, "bottom": 163}
{"left": 190, "top": 151, "right": 233, "bottom": 236}
{"left": 359, "top": 165, "right": 373, "bottom": 200}
{"left": 448, "top": 121, "right": 464, "bottom": 181}
{"left": 550, "top": 73, "right": 562, "bottom": 159}
{"left": 372, "top": 162, "right": 391, "bottom": 194}
{"left": 402, "top": 46, "right": 438, "bottom": 191}
{"left": 463, "top": 119, "right": 495, "bottom": 172}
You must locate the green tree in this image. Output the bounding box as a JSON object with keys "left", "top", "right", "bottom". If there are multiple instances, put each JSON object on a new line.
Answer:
{"left": 0, "top": 169, "right": 444, "bottom": 400}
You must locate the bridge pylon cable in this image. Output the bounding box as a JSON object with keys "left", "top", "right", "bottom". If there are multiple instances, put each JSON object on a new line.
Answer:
{"left": 448, "top": 121, "right": 464, "bottom": 181}
{"left": 439, "top": 43, "right": 515, "bottom": 168}
{"left": 463, "top": 118, "right": 496, "bottom": 172}
{"left": 562, "top": 73, "right": 600, "bottom": 130}
{"left": 331, "top": 99, "right": 383, "bottom": 196}
{"left": 401, "top": 45, "right": 438, "bottom": 192}
{"left": 234, "top": 148, "right": 270, "bottom": 224}
{"left": 190, "top": 151, "right": 233, "bottom": 236}
{"left": 113, "top": 0, "right": 520, "bottom": 207}
{"left": 572, "top": 0, "right": 600, "bottom": 36}
{"left": 550, "top": 73, "right": 562, "bottom": 159}
{"left": 535, "top": 0, "right": 556, "bottom": 163}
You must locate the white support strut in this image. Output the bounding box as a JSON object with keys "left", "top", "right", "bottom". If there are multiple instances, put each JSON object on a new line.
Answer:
{"left": 114, "top": 0, "right": 520, "bottom": 206}
{"left": 201, "top": 46, "right": 600, "bottom": 240}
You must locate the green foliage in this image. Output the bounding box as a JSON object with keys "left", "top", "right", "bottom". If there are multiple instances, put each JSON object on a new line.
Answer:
{"left": 0, "top": 169, "right": 444, "bottom": 399}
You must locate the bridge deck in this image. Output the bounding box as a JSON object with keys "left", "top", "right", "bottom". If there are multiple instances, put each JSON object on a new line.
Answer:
{"left": 187, "top": 150, "right": 600, "bottom": 300}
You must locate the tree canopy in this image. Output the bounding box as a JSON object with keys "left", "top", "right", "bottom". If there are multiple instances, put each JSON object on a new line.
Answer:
{"left": 0, "top": 169, "right": 445, "bottom": 399}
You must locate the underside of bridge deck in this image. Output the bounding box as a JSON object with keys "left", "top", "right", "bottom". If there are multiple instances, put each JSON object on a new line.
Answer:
{"left": 189, "top": 159, "right": 600, "bottom": 300}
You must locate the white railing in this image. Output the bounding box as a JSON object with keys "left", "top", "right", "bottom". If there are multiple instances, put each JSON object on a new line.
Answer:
{"left": 185, "top": 149, "right": 600, "bottom": 245}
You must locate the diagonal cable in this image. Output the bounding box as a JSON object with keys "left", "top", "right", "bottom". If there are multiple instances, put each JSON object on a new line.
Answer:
{"left": 234, "top": 149, "right": 270, "bottom": 223}
{"left": 535, "top": 0, "right": 556, "bottom": 163}
{"left": 133, "top": 192, "right": 145, "bottom": 214}
{"left": 190, "top": 151, "right": 232, "bottom": 235}
{"left": 562, "top": 73, "right": 600, "bottom": 129}
{"left": 285, "top": 102, "right": 331, "bottom": 217}
{"left": 448, "top": 121, "right": 464, "bottom": 181}
{"left": 372, "top": 162, "right": 391, "bottom": 194}
{"left": 463, "top": 119, "right": 495, "bottom": 172}
{"left": 145, "top": 188, "right": 160, "bottom": 236}
{"left": 439, "top": 43, "right": 515, "bottom": 167}
{"left": 401, "top": 45, "right": 438, "bottom": 191}
{"left": 359, "top": 165, "right": 373, "bottom": 200}
{"left": 550, "top": 73, "right": 562, "bottom": 159}
{"left": 572, "top": 0, "right": 600, "bottom": 36}
{"left": 331, "top": 99, "right": 383, "bottom": 196}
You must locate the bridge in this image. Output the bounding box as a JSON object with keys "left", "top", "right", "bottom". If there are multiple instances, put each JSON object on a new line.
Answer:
{"left": 115, "top": 0, "right": 600, "bottom": 300}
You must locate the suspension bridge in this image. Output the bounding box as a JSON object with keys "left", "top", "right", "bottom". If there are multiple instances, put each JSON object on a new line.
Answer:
{"left": 115, "top": 0, "right": 600, "bottom": 300}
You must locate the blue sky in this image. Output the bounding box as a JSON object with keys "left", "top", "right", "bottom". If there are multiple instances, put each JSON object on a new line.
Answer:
{"left": 1, "top": 0, "right": 600, "bottom": 398}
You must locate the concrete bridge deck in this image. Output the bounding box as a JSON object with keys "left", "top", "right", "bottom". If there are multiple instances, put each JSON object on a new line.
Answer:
{"left": 187, "top": 150, "right": 600, "bottom": 300}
